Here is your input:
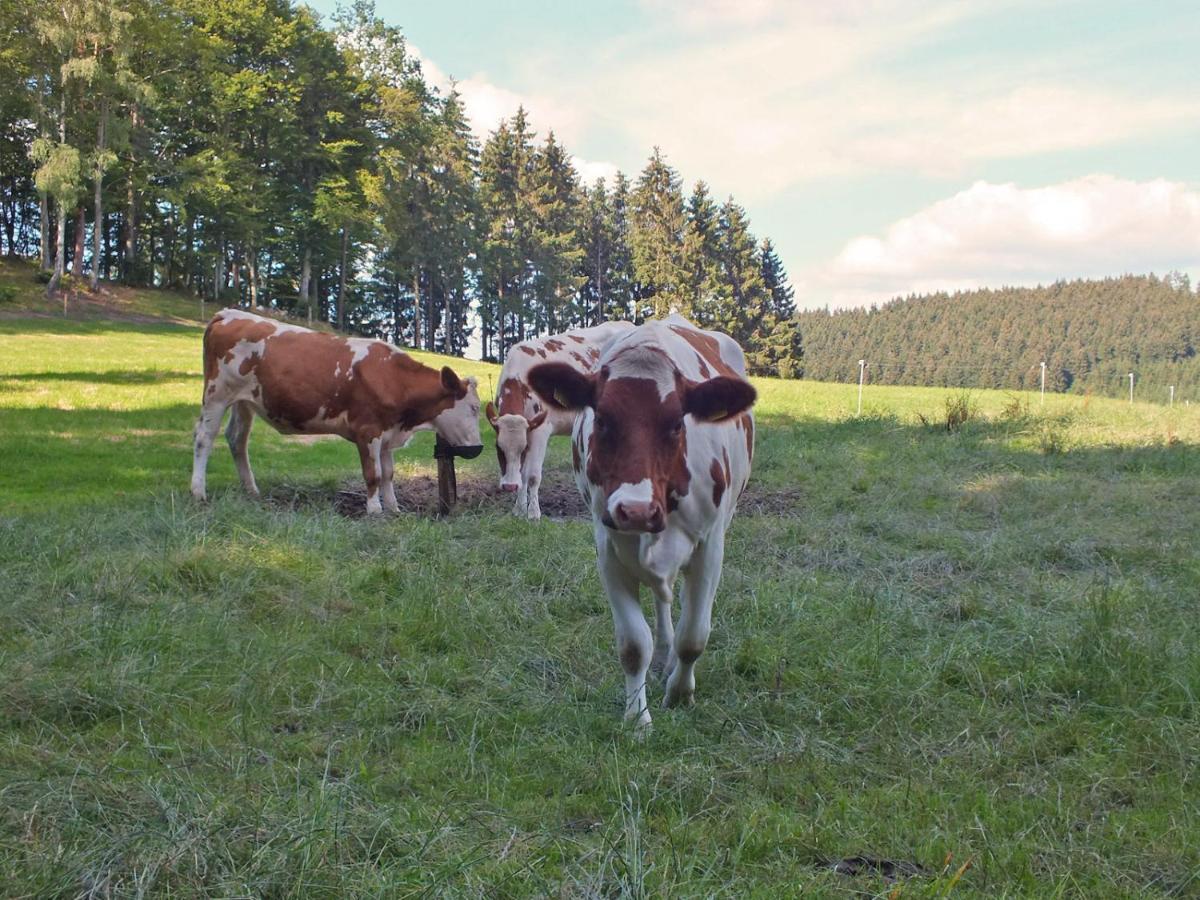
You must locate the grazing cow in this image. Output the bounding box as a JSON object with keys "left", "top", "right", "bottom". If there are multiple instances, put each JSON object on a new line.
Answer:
{"left": 486, "top": 321, "right": 633, "bottom": 519}
{"left": 528, "top": 314, "right": 756, "bottom": 730}
{"left": 191, "top": 309, "right": 482, "bottom": 514}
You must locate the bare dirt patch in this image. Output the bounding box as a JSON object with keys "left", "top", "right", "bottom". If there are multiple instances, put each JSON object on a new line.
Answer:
{"left": 265, "top": 468, "right": 805, "bottom": 520}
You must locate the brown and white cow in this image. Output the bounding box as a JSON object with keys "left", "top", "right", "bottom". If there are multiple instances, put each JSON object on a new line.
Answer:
{"left": 191, "top": 309, "right": 482, "bottom": 514}
{"left": 486, "top": 321, "right": 633, "bottom": 519}
{"left": 528, "top": 314, "right": 756, "bottom": 731}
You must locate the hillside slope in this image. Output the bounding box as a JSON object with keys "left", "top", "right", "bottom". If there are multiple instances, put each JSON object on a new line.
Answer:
{"left": 797, "top": 274, "right": 1199, "bottom": 399}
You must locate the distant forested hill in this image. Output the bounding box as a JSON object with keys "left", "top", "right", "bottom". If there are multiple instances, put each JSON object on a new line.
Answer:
{"left": 795, "top": 274, "right": 1199, "bottom": 399}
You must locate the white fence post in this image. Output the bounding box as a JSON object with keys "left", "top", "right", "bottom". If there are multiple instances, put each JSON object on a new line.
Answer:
{"left": 1128, "top": 373, "right": 1135, "bottom": 404}
{"left": 1040, "top": 361, "right": 1046, "bottom": 405}
{"left": 1169, "top": 385, "right": 1175, "bottom": 407}
{"left": 857, "top": 359, "right": 866, "bottom": 416}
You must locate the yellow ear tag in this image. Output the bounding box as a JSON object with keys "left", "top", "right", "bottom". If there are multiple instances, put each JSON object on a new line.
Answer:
{"left": 554, "top": 389, "right": 568, "bottom": 406}
{"left": 710, "top": 409, "right": 726, "bottom": 421}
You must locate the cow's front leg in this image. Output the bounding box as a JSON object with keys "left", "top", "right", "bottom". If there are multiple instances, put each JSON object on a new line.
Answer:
{"left": 648, "top": 579, "right": 675, "bottom": 677}
{"left": 522, "top": 424, "right": 552, "bottom": 521}
{"left": 597, "top": 538, "right": 653, "bottom": 733}
{"left": 665, "top": 530, "right": 725, "bottom": 709}
{"left": 356, "top": 436, "right": 384, "bottom": 515}
{"left": 379, "top": 445, "right": 398, "bottom": 512}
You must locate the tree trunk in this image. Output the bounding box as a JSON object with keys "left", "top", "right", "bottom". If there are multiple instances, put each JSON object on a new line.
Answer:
{"left": 299, "top": 244, "right": 312, "bottom": 324}
{"left": 39, "top": 194, "right": 51, "bottom": 269}
{"left": 337, "top": 226, "right": 348, "bottom": 330}
{"left": 70, "top": 206, "right": 86, "bottom": 277}
{"left": 48, "top": 199, "right": 67, "bottom": 304}
{"left": 90, "top": 102, "right": 106, "bottom": 291}
{"left": 123, "top": 104, "right": 139, "bottom": 283}
{"left": 246, "top": 248, "right": 258, "bottom": 307}
{"left": 412, "top": 270, "right": 421, "bottom": 349}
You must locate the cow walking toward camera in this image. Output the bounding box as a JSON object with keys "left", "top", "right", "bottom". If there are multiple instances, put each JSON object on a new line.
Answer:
{"left": 487, "top": 321, "right": 633, "bottom": 519}
{"left": 528, "top": 314, "right": 756, "bottom": 730}
{"left": 192, "top": 309, "right": 482, "bottom": 514}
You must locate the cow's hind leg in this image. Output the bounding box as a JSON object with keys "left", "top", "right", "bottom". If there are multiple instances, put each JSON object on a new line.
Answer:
{"left": 356, "top": 436, "right": 384, "bottom": 515}
{"left": 380, "top": 444, "right": 398, "bottom": 513}
{"left": 598, "top": 540, "right": 653, "bottom": 732}
{"left": 191, "top": 396, "right": 228, "bottom": 501}
{"left": 665, "top": 530, "right": 726, "bottom": 709}
{"left": 225, "top": 401, "right": 259, "bottom": 496}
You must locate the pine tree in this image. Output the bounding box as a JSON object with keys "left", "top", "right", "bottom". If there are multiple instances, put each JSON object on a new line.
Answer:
{"left": 760, "top": 238, "right": 794, "bottom": 318}
{"left": 630, "top": 147, "right": 687, "bottom": 319}
{"left": 528, "top": 131, "right": 584, "bottom": 333}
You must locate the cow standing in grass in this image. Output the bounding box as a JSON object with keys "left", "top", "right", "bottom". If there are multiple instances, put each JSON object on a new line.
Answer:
{"left": 192, "top": 309, "right": 482, "bottom": 514}
{"left": 528, "top": 314, "right": 756, "bottom": 730}
{"left": 487, "top": 321, "right": 633, "bottom": 520}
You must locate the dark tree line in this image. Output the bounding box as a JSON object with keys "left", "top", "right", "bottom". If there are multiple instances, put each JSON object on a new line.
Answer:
{"left": 0, "top": 0, "right": 797, "bottom": 372}
{"left": 796, "top": 273, "right": 1199, "bottom": 399}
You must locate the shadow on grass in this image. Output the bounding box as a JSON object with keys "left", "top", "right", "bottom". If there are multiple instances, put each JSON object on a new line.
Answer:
{"left": 2, "top": 403, "right": 1197, "bottom": 530}
{"left": 0, "top": 369, "right": 196, "bottom": 385}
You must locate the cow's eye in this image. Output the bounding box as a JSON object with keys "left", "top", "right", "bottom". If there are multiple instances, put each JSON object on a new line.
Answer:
{"left": 595, "top": 415, "right": 610, "bottom": 437}
{"left": 668, "top": 420, "right": 683, "bottom": 438}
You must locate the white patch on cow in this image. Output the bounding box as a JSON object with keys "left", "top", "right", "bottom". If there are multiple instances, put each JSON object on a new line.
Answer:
{"left": 347, "top": 338, "right": 375, "bottom": 368}
{"left": 606, "top": 478, "right": 654, "bottom": 520}
{"left": 215, "top": 308, "right": 306, "bottom": 333}
{"left": 606, "top": 345, "right": 677, "bottom": 400}
{"left": 429, "top": 377, "right": 482, "bottom": 448}
{"left": 495, "top": 414, "right": 529, "bottom": 488}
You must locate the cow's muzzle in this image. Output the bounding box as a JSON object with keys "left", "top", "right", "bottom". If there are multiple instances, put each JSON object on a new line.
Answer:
{"left": 603, "top": 500, "right": 666, "bottom": 534}
{"left": 433, "top": 436, "right": 484, "bottom": 460}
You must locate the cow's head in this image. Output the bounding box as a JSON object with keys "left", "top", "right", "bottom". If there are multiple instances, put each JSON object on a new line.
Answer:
{"left": 529, "top": 350, "right": 755, "bottom": 533}
{"left": 485, "top": 402, "right": 548, "bottom": 492}
{"left": 428, "top": 368, "right": 483, "bottom": 455}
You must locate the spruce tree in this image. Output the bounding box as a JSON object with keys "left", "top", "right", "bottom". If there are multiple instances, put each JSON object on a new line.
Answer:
{"left": 630, "top": 147, "right": 688, "bottom": 319}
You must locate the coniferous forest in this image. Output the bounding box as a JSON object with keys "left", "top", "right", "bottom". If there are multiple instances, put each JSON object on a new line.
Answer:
{"left": 0, "top": 0, "right": 798, "bottom": 372}
{"left": 796, "top": 274, "right": 1199, "bottom": 399}
{"left": 2, "top": 0, "right": 1195, "bottom": 397}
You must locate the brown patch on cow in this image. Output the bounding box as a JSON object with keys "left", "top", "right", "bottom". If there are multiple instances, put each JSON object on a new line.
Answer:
{"left": 694, "top": 351, "right": 711, "bottom": 379}
{"left": 570, "top": 351, "right": 591, "bottom": 367}
{"left": 670, "top": 325, "right": 740, "bottom": 378}
{"left": 619, "top": 640, "right": 644, "bottom": 675}
{"left": 588, "top": 347, "right": 601, "bottom": 361}
{"left": 497, "top": 377, "right": 531, "bottom": 417}
{"left": 202, "top": 311, "right": 459, "bottom": 446}
{"left": 738, "top": 413, "right": 754, "bottom": 460}
{"left": 537, "top": 347, "right": 547, "bottom": 358}
{"left": 584, "top": 375, "right": 691, "bottom": 519}
{"left": 710, "top": 456, "right": 727, "bottom": 506}
{"left": 519, "top": 345, "right": 536, "bottom": 356}
{"left": 571, "top": 438, "right": 581, "bottom": 472}
{"left": 238, "top": 353, "right": 259, "bottom": 376}
{"left": 568, "top": 334, "right": 585, "bottom": 343}
{"left": 544, "top": 338, "right": 566, "bottom": 352}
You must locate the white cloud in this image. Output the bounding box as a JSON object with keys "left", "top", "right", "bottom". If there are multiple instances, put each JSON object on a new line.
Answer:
{"left": 572, "top": 156, "right": 621, "bottom": 186}
{"left": 802, "top": 176, "right": 1200, "bottom": 307}
{"left": 409, "top": 43, "right": 588, "bottom": 150}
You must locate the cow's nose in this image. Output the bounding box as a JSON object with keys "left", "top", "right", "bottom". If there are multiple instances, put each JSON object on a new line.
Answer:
{"left": 614, "top": 500, "right": 664, "bottom": 532}
{"left": 501, "top": 483, "right": 519, "bottom": 493}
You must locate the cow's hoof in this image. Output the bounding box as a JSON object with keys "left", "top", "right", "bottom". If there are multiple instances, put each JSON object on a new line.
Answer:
{"left": 630, "top": 718, "right": 653, "bottom": 741}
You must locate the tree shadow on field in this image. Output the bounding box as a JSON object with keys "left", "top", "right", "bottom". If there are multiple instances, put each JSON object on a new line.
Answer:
{"left": 4, "top": 401, "right": 1197, "bottom": 546}
{"left": 0, "top": 369, "right": 195, "bottom": 386}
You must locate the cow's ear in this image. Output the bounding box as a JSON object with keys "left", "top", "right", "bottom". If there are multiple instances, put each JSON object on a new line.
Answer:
{"left": 485, "top": 401, "right": 500, "bottom": 429}
{"left": 441, "top": 366, "right": 468, "bottom": 399}
{"left": 528, "top": 362, "right": 596, "bottom": 410}
{"left": 683, "top": 376, "right": 756, "bottom": 423}
{"left": 527, "top": 408, "right": 548, "bottom": 430}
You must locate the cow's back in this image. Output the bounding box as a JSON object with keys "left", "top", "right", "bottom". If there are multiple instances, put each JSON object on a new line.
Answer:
{"left": 496, "top": 321, "right": 634, "bottom": 417}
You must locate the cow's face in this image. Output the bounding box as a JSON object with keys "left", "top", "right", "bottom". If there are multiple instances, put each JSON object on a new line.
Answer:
{"left": 429, "top": 370, "right": 483, "bottom": 452}
{"left": 529, "top": 357, "right": 755, "bottom": 533}
{"left": 485, "top": 402, "right": 547, "bottom": 492}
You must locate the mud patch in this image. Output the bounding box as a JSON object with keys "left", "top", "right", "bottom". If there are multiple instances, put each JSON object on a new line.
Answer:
{"left": 266, "top": 469, "right": 805, "bottom": 520}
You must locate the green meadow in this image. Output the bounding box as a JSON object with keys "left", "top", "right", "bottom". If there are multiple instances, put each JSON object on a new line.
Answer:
{"left": 2, "top": 273, "right": 1199, "bottom": 896}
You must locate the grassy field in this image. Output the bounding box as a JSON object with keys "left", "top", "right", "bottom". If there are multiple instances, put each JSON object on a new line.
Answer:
{"left": 2, "top": 272, "right": 1199, "bottom": 896}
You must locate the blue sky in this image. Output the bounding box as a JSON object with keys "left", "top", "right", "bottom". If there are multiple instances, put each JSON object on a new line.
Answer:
{"left": 308, "top": 0, "right": 1200, "bottom": 308}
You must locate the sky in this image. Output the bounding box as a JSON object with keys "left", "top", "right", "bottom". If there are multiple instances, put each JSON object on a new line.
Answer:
{"left": 307, "top": 0, "right": 1200, "bottom": 309}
